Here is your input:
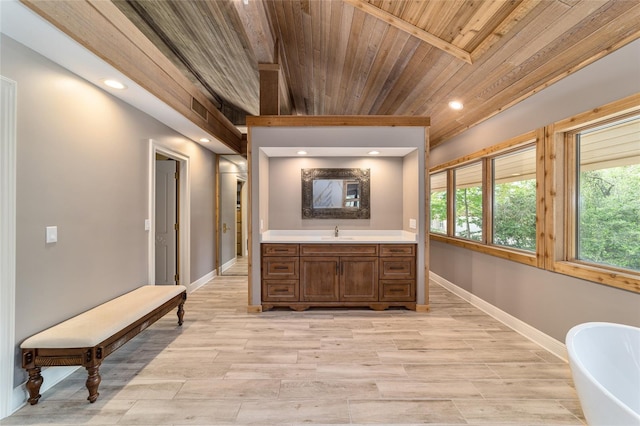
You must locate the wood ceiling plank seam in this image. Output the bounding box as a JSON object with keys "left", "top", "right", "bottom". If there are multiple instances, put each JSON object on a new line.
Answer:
{"left": 285, "top": 0, "right": 310, "bottom": 112}
{"left": 491, "top": 15, "right": 640, "bottom": 112}
{"left": 367, "top": 36, "right": 422, "bottom": 114}
{"left": 414, "top": 1, "right": 443, "bottom": 32}
{"left": 187, "top": 1, "right": 259, "bottom": 111}
{"left": 328, "top": 2, "right": 356, "bottom": 114}
{"left": 440, "top": 0, "right": 486, "bottom": 45}
{"left": 320, "top": 0, "right": 335, "bottom": 114}
{"left": 463, "top": 0, "right": 525, "bottom": 53}
{"left": 324, "top": 0, "right": 349, "bottom": 114}
{"left": 302, "top": 4, "right": 315, "bottom": 112}
{"left": 144, "top": 0, "right": 257, "bottom": 114}
{"left": 397, "top": 54, "right": 463, "bottom": 116}
{"left": 373, "top": 42, "right": 437, "bottom": 114}
{"left": 356, "top": 27, "right": 411, "bottom": 114}
{"left": 475, "top": 0, "right": 640, "bottom": 103}
{"left": 265, "top": 1, "right": 295, "bottom": 114}
{"left": 423, "top": 0, "right": 468, "bottom": 39}
{"left": 313, "top": 0, "right": 331, "bottom": 115}
{"left": 343, "top": 0, "right": 472, "bottom": 64}
{"left": 273, "top": 0, "right": 304, "bottom": 114}
{"left": 414, "top": 1, "right": 434, "bottom": 29}
{"left": 285, "top": 0, "right": 310, "bottom": 104}
{"left": 470, "top": 0, "right": 540, "bottom": 61}
{"left": 452, "top": 0, "right": 512, "bottom": 50}
{"left": 338, "top": 8, "right": 368, "bottom": 114}
{"left": 430, "top": 16, "right": 640, "bottom": 148}
{"left": 231, "top": 0, "right": 275, "bottom": 63}
{"left": 413, "top": 1, "right": 565, "bottom": 124}
{"left": 345, "top": 16, "right": 390, "bottom": 114}
{"left": 310, "top": 0, "right": 322, "bottom": 114}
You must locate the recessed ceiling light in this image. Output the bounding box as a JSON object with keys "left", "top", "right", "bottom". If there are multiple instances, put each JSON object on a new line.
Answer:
{"left": 199, "top": 138, "right": 210, "bottom": 143}
{"left": 103, "top": 79, "right": 127, "bottom": 90}
{"left": 368, "top": 150, "right": 380, "bottom": 155}
{"left": 448, "top": 100, "right": 463, "bottom": 110}
{"left": 297, "top": 150, "right": 307, "bottom": 155}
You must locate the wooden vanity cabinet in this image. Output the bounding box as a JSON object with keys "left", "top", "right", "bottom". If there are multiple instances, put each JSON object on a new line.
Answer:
{"left": 261, "top": 242, "right": 415, "bottom": 311}
{"left": 261, "top": 244, "right": 299, "bottom": 303}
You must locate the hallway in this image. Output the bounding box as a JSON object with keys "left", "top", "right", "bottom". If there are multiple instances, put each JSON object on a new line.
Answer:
{"left": 2, "top": 276, "right": 585, "bottom": 425}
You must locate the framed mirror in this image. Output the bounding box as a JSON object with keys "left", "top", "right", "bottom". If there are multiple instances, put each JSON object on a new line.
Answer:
{"left": 302, "top": 168, "right": 370, "bottom": 219}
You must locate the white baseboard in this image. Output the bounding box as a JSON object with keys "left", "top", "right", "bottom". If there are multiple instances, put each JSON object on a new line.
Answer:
{"left": 429, "top": 271, "right": 568, "bottom": 362}
{"left": 11, "top": 366, "right": 78, "bottom": 414}
{"left": 220, "top": 257, "right": 236, "bottom": 274}
{"left": 188, "top": 270, "right": 216, "bottom": 293}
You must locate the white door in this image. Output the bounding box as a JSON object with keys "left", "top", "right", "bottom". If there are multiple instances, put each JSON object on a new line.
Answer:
{"left": 155, "top": 160, "right": 178, "bottom": 285}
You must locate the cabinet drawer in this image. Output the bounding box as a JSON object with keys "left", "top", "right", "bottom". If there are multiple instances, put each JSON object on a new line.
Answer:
{"left": 379, "top": 257, "right": 415, "bottom": 279}
{"left": 300, "top": 244, "right": 378, "bottom": 256}
{"left": 379, "top": 244, "right": 416, "bottom": 257}
{"left": 379, "top": 280, "right": 415, "bottom": 301}
{"left": 262, "top": 257, "right": 299, "bottom": 279}
{"left": 262, "top": 244, "right": 299, "bottom": 256}
{"left": 262, "top": 280, "right": 299, "bottom": 301}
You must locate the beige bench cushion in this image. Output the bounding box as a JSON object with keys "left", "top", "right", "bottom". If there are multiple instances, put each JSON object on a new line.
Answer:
{"left": 21, "top": 285, "right": 186, "bottom": 349}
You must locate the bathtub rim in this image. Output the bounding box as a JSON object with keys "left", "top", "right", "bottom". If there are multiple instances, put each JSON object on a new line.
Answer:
{"left": 566, "top": 321, "right": 640, "bottom": 422}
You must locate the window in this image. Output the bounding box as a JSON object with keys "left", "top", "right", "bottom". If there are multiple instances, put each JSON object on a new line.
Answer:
{"left": 429, "top": 95, "right": 639, "bottom": 292}
{"left": 575, "top": 115, "right": 640, "bottom": 272}
{"left": 430, "top": 171, "right": 447, "bottom": 234}
{"left": 492, "top": 146, "right": 537, "bottom": 251}
{"left": 454, "top": 162, "right": 483, "bottom": 241}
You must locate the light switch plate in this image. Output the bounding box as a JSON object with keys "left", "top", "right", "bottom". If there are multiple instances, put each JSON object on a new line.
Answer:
{"left": 144, "top": 219, "right": 151, "bottom": 231}
{"left": 409, "top": 218, "right": 417, "bottom": 229}
{"left": 46, "top": 226, "right": 57, "bottom": 243}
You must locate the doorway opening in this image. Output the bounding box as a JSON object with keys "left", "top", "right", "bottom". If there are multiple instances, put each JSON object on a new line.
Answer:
{"left": 217, "top": 156, "right": 248, "bottom": 276}
{"left": 149, "top": 140, "right": 190, "bottom": 288}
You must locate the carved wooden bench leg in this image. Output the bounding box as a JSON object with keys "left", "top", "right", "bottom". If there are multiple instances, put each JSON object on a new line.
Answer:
{"left": 26, "top": 367, "right": 43, "bottom": 405}
{"left": 85, "top": 365, "right": 101, "bottom": 403}
{"left": 177, "top": 299, "right": 185, "bottom": 326}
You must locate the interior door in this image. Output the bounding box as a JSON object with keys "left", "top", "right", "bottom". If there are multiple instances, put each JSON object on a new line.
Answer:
{"left": 155, "top": 159, "right": 178, "bottom": 285}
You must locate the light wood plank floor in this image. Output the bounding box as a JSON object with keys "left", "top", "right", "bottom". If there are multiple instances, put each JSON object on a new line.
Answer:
{"left": 2, "top": 276, "right": 585, "bottom": 425}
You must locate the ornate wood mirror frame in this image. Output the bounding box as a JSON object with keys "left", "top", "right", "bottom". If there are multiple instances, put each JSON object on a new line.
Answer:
{"left": 302, "top": 168, "right": 370, "bottom": 219}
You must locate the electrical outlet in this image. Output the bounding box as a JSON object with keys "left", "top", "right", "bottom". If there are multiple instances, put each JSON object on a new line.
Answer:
{"left": 409, "top": 218, "right": 417, "bottom": 229}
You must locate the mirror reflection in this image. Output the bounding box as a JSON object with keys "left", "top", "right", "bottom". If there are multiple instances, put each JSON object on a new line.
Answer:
{"left": 302, "top": 168, "right": 370, "bottom": 219}
{"left": 312, "top": 179, "right": 360, "bottom": 209}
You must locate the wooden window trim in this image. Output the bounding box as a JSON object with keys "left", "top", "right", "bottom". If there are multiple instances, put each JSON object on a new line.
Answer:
{"left": 430, "top": 131, "right": 539, "bottom": 268}
{"left": 430, "top": 94, "right": 640, "bottom": 292}
{"left": 547, "top": 95, "right": 640, "bottom": 293}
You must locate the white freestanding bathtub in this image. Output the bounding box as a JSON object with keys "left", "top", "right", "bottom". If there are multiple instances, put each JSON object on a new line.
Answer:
{"left": 566, "top": 322, "right": 640, "bottom": 426}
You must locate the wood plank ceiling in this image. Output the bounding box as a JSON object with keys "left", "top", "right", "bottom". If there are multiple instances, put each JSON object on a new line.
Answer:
{"left": 112, "top": 0, "right": 640, "bottom": 148}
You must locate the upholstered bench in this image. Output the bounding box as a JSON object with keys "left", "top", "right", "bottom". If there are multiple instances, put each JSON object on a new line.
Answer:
{"left": 20, "top": 285, "right": 187, "bottom": 405}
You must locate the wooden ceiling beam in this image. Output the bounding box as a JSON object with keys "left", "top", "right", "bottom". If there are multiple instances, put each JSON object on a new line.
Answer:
{"left": 343, "top": 0, "right": 473, "bottom": 65}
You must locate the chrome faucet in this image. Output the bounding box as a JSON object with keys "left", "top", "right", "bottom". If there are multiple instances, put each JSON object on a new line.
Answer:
{"left": 334, "top": 225, "right": 339, "bottom": 237}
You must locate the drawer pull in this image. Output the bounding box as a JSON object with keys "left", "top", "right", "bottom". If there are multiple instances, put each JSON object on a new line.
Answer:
{"left": 273, "top": 289, "right": 289, "bottom": 293}
{"left": 389, "top": 249, "right": 403, "bottom": 252}
{"left": 388, "top": 289, "right": 404, "bottom": 293}
{"left": 388, "top": 266, "right": 405, "bottom": 270}
{"left": 274, "top": 266, "right": 289, "bottom": 270}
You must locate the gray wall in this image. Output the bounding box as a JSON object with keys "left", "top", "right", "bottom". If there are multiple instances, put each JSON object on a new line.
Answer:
{"left": 430, "top": 38, "right": 640, "bottom": 342}
{"left": 268, "top": 156, "right": 404, "bottom": 230}
{"left": 2, "top": 35, "right": 217, "bottom": 386}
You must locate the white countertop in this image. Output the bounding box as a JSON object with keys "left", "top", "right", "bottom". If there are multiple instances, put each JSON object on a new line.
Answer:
{"left": 260, "top": 230, "right": 417, "bottom": 244}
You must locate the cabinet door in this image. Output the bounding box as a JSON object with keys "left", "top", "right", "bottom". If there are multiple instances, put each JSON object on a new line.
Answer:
{"left": 300, "top": 257, "right": 340, "bottom": 302}
{"left": 340, "top": 257, "right": 379, "bottom": 302}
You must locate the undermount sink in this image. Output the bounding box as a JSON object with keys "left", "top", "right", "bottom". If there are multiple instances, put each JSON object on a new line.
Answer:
{"left": 320, "top": 236, "right": 354, "bottom": 240}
